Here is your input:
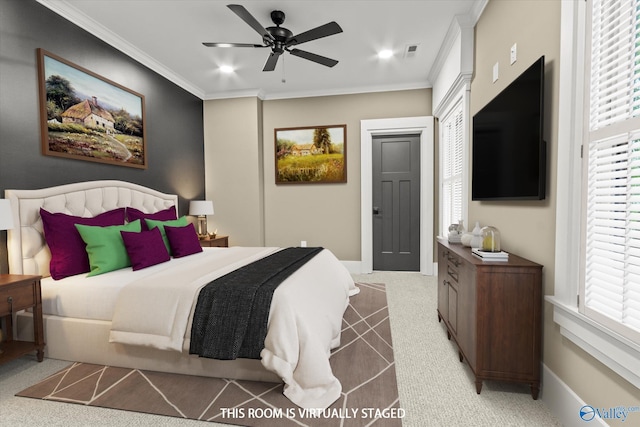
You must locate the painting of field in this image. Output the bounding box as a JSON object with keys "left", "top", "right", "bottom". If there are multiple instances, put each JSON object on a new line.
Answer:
{"left": 275, "top": 125, "right": 346, "bottom": 184}
{"left": 37, "top": 49, "right": 146, "bottom": 169}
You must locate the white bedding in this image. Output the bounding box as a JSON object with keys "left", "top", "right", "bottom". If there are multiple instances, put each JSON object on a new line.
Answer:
{"left": 42, "top": 245, "right": 357, "bottom": 409}
{"left": 39, "top": 248, "right": 232, "bottom": 320}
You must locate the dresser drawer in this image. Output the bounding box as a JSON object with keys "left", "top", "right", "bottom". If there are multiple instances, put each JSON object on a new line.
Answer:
{"left": 0, "top": 282, "right": 36, "bottom": 315}
{"left": 446, "top": 252, "right": 461, "bottom": 283}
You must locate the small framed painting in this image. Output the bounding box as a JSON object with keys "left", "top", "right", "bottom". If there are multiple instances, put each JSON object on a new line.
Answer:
{"left": 275, "top": 125, "right": 347, "bottom": 184}
{"left": 37, "top": 48, "right": 147, "bottom": 169}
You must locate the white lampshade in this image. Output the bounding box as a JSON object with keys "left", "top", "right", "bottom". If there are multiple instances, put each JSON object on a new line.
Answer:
{"left": 189, "top": 200, "right": 214, "bottom": 216}
{"left": 0, "top": 199, "right": 14, "bottom": 230}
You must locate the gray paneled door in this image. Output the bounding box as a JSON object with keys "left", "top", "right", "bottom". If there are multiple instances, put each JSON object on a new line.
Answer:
{"left": 372, "top": 134, "right": 421, "bottom": 271}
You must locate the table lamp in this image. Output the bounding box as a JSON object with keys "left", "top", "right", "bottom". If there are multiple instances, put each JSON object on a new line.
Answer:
{"left": 189, "top": 200, "right": 214, "bottom": 238}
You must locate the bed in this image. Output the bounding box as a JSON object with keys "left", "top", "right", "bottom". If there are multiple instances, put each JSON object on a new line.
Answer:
{"left": 5, "top": 180, "right": 357, "bottom": 409}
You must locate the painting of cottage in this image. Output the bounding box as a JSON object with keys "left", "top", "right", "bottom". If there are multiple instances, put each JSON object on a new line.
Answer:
{"left": 37, "top": 49, "right": 146, "bottom": 168}
{"left": 61, "top": 96, "right": 115, "bottom": 133}
{"left": 275, "top": 125, "right": 346, "bottom": 184}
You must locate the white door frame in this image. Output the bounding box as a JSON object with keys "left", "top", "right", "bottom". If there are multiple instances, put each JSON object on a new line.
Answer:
{"left": 360, "top": 116, "right": 434, "bottom": 275}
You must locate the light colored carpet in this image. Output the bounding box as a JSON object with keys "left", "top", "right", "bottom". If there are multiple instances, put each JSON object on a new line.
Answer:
{"left": 14, "top": 283, "right": 400, "bottom": 426}
{"left": 0, "top": 272, "right": 562, "bottom": 426}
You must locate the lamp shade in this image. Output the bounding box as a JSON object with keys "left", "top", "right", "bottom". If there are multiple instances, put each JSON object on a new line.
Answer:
{"left": 0, "top": 199, "right": 14, "bottom": 230}
{"left": 189, "top": 200, "right": 214, "bottom": 216}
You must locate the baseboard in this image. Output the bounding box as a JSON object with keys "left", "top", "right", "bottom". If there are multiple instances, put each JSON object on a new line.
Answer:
{"left": 340, "top": 261, "right": 439, "bottom": 276}
{"left": 341, "top": 260, "right": 362, "bottom": 274}
{"left": 542, "top": 364, "right": 608, "bottom": 427}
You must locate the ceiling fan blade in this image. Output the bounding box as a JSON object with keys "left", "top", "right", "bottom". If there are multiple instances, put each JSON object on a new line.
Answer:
{"left": 289, "top": 48, "right": 338, "bottom": 67}
{"left": 263, "top": 52, "right": 280, "bottom": 72}
{"left": 286, "top": 21, "right": 343, "bottom": 47}
{"left": 227, "top": 4, "right": 274, "bottom": 42}
{"left": 202, "top": 42, "right": 266, "bottom": 48}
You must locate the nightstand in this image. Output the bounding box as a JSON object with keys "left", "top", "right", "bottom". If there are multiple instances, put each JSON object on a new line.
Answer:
{"left": 0, "top": 274, "right": 45, "bottom": 364}
{"left": 200, "top": 235, "right": 229, "bottom": 247}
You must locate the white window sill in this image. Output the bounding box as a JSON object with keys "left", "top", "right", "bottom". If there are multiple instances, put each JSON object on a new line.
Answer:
{"left": 546, "top": 296, "right": 640, "bottom": 389}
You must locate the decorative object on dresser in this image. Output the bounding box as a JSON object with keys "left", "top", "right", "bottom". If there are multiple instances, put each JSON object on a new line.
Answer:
{"left": 188, "top": 200, "right": 214, "bottom": 238}
{"left": 447, "top": 220, "right": 464, "bottom": 244}
{"left": 436, "top": 237, "right": 542, "bottom": 399}
{"left": 199, "top": 235, "right": 229, "bottom": 248}
{"left": 0, "top": 275, "right": 45, "bottom": 363}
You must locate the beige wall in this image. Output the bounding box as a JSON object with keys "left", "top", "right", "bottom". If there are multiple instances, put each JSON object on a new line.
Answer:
{"left": 203, "top": 89, "right": 431, "bottom": 261}
{"left": 262, "top": 91, "right": 431, "bottom": 261}
{"left": 203, "top": 97, "right": 264, "bottom": 246}
{"left": 473, "top": 0, "right": 638, "bottom": 420}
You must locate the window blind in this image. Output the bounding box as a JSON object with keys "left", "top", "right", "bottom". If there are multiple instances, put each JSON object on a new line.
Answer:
{"left": 441, "top": 100, "right": 463, "bottom": 236}
{"left": 583, "top": 0, "right": 640, "bottom": 341}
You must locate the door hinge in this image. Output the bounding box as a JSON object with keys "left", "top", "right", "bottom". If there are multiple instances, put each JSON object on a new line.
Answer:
{"left": 580, "top": 145, "right": 584, "bottom": 158}
{"left": 577, "top": 294, "right": 580, "bottom": 307}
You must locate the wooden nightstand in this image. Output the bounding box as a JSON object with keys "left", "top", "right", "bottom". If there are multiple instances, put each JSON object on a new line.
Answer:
{"left": 0, "top": 274, "right": 45, "bottom": 364}
{"left": 199, "top": 235, "right": 229, "bottom": 247}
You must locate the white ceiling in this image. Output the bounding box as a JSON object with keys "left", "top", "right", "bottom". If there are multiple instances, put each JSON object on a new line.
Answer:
{"left": 37, "top": 0, "right": 485, "bottom": 100}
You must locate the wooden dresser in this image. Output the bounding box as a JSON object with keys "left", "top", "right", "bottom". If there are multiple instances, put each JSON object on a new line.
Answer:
{"left": 436, "top": 238, "right": 542, "bottom": 399}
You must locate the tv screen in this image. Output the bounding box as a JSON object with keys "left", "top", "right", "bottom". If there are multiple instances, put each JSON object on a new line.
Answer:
{"left": 472, "top": 56, "right": 546, "bottom": 200}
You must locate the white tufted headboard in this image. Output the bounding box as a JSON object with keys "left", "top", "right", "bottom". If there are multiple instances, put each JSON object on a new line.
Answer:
{"left": 5, "top": 180, "right": 179, "bottom": 276}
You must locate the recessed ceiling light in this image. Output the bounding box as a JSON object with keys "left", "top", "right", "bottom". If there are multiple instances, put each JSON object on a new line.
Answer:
{"left": 378, "top": 49, "right": 393, "bottom": 59}
{"left": 219, "top": 65, "right": 234, "bottom": 74}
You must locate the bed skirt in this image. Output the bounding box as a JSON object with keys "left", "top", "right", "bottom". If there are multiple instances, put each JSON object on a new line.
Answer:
{"left": 16, "top": 311, "right": 280, "bottom": 383}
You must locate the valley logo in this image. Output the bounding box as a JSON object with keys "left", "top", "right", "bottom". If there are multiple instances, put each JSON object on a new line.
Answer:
{"left": 580, "top": 405, "right": 640, "bottom": 423}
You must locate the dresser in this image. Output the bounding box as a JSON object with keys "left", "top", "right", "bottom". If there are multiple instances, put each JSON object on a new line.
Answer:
{"left": 437, "top": 238, "right": 542, "bottom": 399}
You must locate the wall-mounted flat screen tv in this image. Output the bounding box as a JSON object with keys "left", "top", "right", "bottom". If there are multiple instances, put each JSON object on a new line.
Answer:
{"left": 472, "top": 55, "right": 546, "bottom": 200}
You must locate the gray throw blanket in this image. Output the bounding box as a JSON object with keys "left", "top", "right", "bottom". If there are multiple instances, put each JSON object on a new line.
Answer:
{"left": 189, "top": 247, "right": 323, "bottom": 360}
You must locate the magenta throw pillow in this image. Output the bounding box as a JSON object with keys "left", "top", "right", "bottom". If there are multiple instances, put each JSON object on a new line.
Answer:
{"left": 126, "top": 206, "right": 177, "bottom": 230}
{"left": 165, "top": 223, "right": 203, "bottom": 258}
{"left": 120, "top": 227, "right": 171, "bottom": 270}
{"left": 41, "top": 207, "right": 126, "bottom": 280}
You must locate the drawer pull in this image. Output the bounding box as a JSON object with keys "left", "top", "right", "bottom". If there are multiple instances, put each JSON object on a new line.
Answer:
{"left": 447, "top": 266, "right": 459, "bottom": 282}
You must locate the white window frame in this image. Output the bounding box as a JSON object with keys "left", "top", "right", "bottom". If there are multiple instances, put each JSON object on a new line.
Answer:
{"left": 438, "top": 87, "right": 470, "bottom": 237}
{"left": 547, "top": 0, "right": 640, "bottom": 388}
{"left": 440, "top": 98, "right": 465, "bottom": 237}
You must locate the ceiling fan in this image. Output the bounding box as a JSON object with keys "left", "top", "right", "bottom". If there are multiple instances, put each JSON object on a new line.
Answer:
{"left": 203, "top": 4, "right": 343, "bottom": 72}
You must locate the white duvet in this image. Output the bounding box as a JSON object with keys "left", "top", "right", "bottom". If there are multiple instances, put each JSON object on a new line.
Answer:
{"left": 108, "top": 246, "right": 357, "bottom": 409}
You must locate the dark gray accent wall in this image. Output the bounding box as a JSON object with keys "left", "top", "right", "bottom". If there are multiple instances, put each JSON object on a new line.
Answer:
{"left": 0, "top": 0, "right": 205, "bottom": 272}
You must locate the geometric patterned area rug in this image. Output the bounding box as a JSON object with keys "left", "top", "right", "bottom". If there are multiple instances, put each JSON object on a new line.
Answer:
{"left": 17, "top": 283, "right": 402, "bottom": 426}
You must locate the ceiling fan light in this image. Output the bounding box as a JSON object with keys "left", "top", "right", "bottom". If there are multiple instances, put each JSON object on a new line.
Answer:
{"left": 220, "top": 65, "right": 235, "bottom": 74}
{"left": 378, "top": 49, "right": 393, "bottom": 59}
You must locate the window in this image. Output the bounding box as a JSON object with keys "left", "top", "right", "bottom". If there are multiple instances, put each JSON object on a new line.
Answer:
{"left": 440, "top": 99, "right": 464, "bottom": 236}
{"left": 581, "top": 0, "right": 640, "bottom": 343}
{"left": 551, "top": 0, "right": 640, "bottom": 388}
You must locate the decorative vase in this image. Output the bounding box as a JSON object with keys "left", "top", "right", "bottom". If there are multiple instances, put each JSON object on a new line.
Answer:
{"left": 470, "top": 222, "right": 483, "bottom": 248}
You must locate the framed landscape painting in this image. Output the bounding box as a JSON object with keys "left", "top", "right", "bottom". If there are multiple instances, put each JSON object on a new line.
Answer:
{"left": 275, "top": 125, "right": 347, "bottom": 184}
{"left": 37, "top": 48, "right": 147, "bottom": 169}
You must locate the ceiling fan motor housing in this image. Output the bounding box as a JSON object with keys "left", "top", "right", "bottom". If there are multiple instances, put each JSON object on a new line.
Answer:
{"left": 266, "top": 10, "right": 291, "bottom": 54}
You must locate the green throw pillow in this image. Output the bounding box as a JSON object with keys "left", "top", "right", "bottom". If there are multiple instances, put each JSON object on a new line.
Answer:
{"left": 145, "top": 216, "right": 188, "bottom": 254}
{"left": 75, "top": 220, "right": 142, "bottom": 276}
